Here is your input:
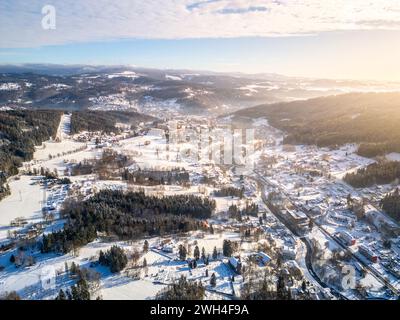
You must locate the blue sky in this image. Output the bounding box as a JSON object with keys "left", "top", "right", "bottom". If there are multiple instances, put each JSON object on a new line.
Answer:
{"left": 1, "top": 0, "right": 400, "bottom": 81}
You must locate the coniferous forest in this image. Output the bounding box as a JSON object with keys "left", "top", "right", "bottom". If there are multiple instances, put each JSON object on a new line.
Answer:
{"left": 70, "top": 110, "right": 153, "bottom": 134}
{"left": 122, "top": 168, "right": 190, "bottom": 186}
{"left": 155, "top": 276, "right": 205, "bottom": 300}
{"left": 98, "top": 246, "right": 128, "bottom": 273}
{"left": 343, "top": 161, "right": 400, "bottom": 188}
{"left": 41, "top": 190, "right": 215, "bottom": 253}
{"left": 0, "top": 110, "right": 62, "bottom": 199}
{"left": 380, "top": 188, "right": 400, "bottom": 223}
{"left": 213, "top": 186, "right": 244, "bottom": 198}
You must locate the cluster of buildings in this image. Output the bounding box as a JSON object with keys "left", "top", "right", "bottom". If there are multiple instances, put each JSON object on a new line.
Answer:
{"left": 255, "top": 123, "right": 400, "bottom": 297}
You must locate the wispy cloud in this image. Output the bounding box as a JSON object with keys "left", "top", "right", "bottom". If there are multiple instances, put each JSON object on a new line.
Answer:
{"left": 1, "top": 0, "right": 400, "bottom": 48}
{"left": 217, "top": 6, "right": 269, "bottom": 15}
{"left": 187, "top": 0, "right": 223, "bottom": 11}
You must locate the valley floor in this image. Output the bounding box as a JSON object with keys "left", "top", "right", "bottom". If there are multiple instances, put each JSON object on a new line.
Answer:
{"left": 0, "top": 113, "right": 399, "bottom": 300}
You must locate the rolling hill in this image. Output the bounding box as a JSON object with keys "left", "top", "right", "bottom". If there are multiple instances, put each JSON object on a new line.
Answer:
{"left": 234, "top": 92, "right": 400, "bottom": 157}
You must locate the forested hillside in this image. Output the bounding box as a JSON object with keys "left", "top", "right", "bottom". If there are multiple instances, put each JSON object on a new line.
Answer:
{"left": 380, "top": 188, "right": 400, "bottom": 223}
{"left": 0, "top": 110, "right": 62, "bottom": 199}
{"left": 234, "top": 92, "right": 400, "bottom": 157}
{"left": 70, "top": 110, "right": 154, "bottom": 134}
{"left": 343, "top": 161, "right": 400, "bottom": 188}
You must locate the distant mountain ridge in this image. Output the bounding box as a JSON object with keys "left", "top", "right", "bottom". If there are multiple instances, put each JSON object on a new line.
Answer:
{"left": 1, "top": 64, "right": 399, "bottom": 115}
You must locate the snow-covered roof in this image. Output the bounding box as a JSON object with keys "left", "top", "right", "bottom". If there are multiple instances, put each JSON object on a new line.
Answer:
{"left": 229, "top": 257, "right": 240, "bottom": 268}
{"left": 257, "top": 252, "right": 271, "bottom": 263}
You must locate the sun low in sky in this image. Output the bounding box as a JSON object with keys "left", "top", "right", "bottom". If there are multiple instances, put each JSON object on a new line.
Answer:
{"left": 1, "top": 0, "right": 400, "bottom": 81}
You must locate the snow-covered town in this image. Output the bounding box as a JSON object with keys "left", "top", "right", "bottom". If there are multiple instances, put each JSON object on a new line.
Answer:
{"left": 0, "top": 107, "right": 398, "bottom": 301}
{"left": 3, "top": 5, "right": 400, "bottom": 320}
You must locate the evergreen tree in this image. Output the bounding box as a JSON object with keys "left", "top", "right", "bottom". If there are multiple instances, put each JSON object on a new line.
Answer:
{"left": 71, "top": 285, "right": 79, "bottom": 300}
{"left": 143, "top": 240, "right": 149, "bottom": 253}
{"left": 66, "top": 289, "right": 73, "bottom": 300}
{"left": 223, "top": 240, "right": 234, "bottom": 257}
{"left": 277, "top": 273, "right": 291, "bottom": 300}
{"left": 210, "top": 273, "right": 217, "bottom": 287}
{"left": 201, "top": 247, "right": 206, "bottom": 261}
{"left": 301, "top": 280, "right": 307, "bottom": 292}
{"left": 179, "top": 245, "right": 187, "bottom": 261}
{"left": 99, "top": 250, "right": 106, "bottom": 265}
{"left": 212, "top": 246, "right": 218, "bottom": 260}
{"left": 70, "top": 262, "right": 79, "bottom": 275}
{"left": 76, "top": 278, "right": 91, "bottom": 300}
{"left": 98, "top": 246, "right": 128, "bottom": 273}
{"left": 156, "top": 276, "right": 205, "bottom": 300}
{"left": 194, "top": 246, "right": 200, "bottom": 260}
{"left": 55, "top": 289, "right": 66, "bottom": 300}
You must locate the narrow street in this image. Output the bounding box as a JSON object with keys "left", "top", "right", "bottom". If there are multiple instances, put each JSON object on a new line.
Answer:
{"left": 249, "top": 174, "right": 337, "bottom": 299}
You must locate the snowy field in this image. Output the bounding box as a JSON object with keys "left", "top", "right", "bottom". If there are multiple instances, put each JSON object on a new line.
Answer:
{"left": 101, "top": 279, "right": 165, "bottom": 300}
{"left": 33, "top": 114, "right": 85, "bottom": 162}
{"left": 0, "top": 114, "right": 247, "bottom": 300}
{"left": 0, "top": 176, "right": 43, "bottom": 242}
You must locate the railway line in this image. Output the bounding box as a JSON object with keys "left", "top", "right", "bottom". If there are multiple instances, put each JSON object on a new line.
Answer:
{"left": 250, "top": 174, "right": 347, "bottom": 299}
{"left": 254, "top": 170, "right": 399, "bottom": 298}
